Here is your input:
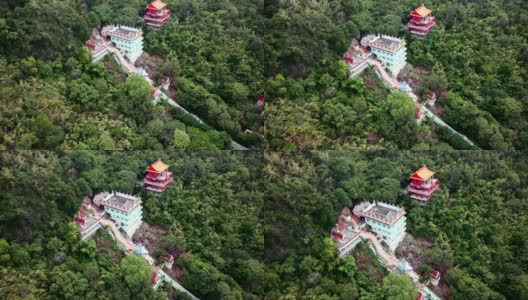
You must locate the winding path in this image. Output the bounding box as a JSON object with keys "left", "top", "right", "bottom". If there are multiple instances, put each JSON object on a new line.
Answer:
{"left": 367, "top": 58, "right": 479, "bottom": 148}
{"left": 368, "top": 59, "right": 400, "bottom": 90}
{"left": 156, "top": 90, "right": 249, "bottom": 150}
{"left": 98, "top": 44, "right": 249, "bottom": 151}
{"left": 346, "top": 216, "right": 426, "bottom": 293}
{"left": 158, "top": 269, "right": 199, "bottom": 300}
{"left": 95, "top": 218, "right": 198, "bottom": 298}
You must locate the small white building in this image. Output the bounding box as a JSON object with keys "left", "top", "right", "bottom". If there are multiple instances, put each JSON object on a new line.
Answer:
{"left": 427, "top": 92, "right": 437, "bottom": 106}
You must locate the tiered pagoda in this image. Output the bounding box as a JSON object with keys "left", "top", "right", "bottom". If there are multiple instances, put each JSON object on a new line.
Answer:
{"left": 144, "top": 160, "right": 174, "bottom": 194}
{"left": 407, "top": 165, "right": 439, "bottom": 204}
{"left": 144, "top": 0, "right": 171, "bottom": 29}
{"left": 408, "top": 4, "right": 436, "bottom": 38}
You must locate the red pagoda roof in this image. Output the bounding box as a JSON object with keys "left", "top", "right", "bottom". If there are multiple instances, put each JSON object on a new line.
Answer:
{"left": 411, "top": 165, "right": 435, "bottom": 181}
{"left": 164, "top": 254, "right": 174, "bottom": 263}
{"left": 147, "top": 0, "right": 167, "bottom": 10}
{"left": 411, "top": 4, "right": 432, "bottom": 17}
{"left": 416, "top": 292, "right": 425, "bottom": 300}
{"left": 147, "top": 160, "right": 170, "bottom": 173}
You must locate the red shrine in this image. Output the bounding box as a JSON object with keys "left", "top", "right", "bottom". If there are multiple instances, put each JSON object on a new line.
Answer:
{"left": 256, "top": 96, "right": 265, "bottom": 110}
{"left": 408, "top": 4, "right": 436, "bottom": 38}
{"left": 144, "top": 0, "right": 171, "bottom": 29}
{"left": 407, "top": 165, "right": 439, "bottom": 204}
{"left": 144, "top": 160, "right": 174, "bottom": 194}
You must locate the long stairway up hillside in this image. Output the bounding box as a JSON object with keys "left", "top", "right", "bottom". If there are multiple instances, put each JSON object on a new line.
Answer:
{"left": 362, "top": 232, "right": 400, "bottom": 267}
{"left": 104, "top": 50, "right": 249, "bottom": 151}
{"left": 98, "top": 219, "right": 197, "bottom": 297}
{"left": 101, "top": 219, "right": 135, "bottom": 252}
{"left": 368, "top": 59, "right": 400, "bottom": 90}
{"left": 367, "top": 58, "right": 479, "bottom": 148}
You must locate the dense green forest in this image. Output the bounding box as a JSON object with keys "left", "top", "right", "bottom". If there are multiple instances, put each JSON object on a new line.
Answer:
{"left": 1, "top": 151, "right": 527, "bottom": 299}
{"left": 0, "top": 0, "right": 264, "bottom": 150}
{"left": 264, "top": 0, "right": 528, "bottom": 150}
{"left": 2, "top": 0, "right": 526, "bottom": 150}
{"left": 0, "top": 151, "right": 265, "bottom": 299}
{"left": 264, "top": 151, "right": 528, "bottom": 299}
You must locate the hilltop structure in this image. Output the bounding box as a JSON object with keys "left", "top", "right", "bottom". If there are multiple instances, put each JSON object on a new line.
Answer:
{"left": 74, "top": 196, "right": 105, "bottom": 240}
{"left": 144, "top": 0, "right": 171, "bottom": 29}
{"left": 416, "top": 105, "right": 425, "bottom": 123}
{"left": 256, "top": 96, "right": 265, "bottom": 111}
{"left": 408, "top": 4, "right": 437, "bottom": 38}
{"left": 426, "top": 92, "right": 437, "bottom": 106}
{"left": 101, "top": 25, "right": 143, "bottom": 63}
{"left": 161, "top": 76, "right": 171, "bottom": 91}
{"left": 353, "top": 202, "right": 407, "bottom": 251}
{"left": 430, "top": 269, "right": 442, "bottom": 286}
{"left": 331, "top": 207, "right": 364, "bottom": 258}
{"left": 144, "top": 160, "right": 174, "bottom": 194}
{"left": 407, "top": 166, "right": 440, "bottom": 204}
{"left": 343, "top": 39, "right": 370, "bottom": 79}
{"left": 86, "top": 29, "right": 112, "bottom": 63}
{"left": 93, "top": 191, "right": 143, "bottom": 237}
{"left": 361, "top": 34, "right": 407, "bottom": 77}
{"left": 332, "top": 203, "right": 441, "bottom": 300}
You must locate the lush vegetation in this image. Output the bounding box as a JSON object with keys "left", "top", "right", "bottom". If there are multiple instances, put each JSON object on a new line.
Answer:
{"left": 264, "top": 151, "right": 528, "bottom": 299}
{"left": 264, "top": 0, "right": 528, "bottom": 150}
{"left": 0, "top": 0, "right": 263, "bottom": 150}
{"left": 1, "top": 150, "right": 527, "bottom": 299}
{"left": 0, "top": 151, "right": 264, "bottom": 299}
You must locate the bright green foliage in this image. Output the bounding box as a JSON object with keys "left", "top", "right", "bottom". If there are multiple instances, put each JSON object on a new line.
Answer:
{"left": 264, "top": 151, "right": 528, "bottom": 299}
{"left": 264, "top": 0, "right": 528, "bottom": 150}
{"left": 382, "top": 273, "right": 416, "bottom": 300}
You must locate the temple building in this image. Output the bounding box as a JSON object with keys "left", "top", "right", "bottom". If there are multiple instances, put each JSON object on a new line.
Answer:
{"left": 74, "top": 197, "right": 105, "bottom": 240}
{"left": 430, "top": 269, "right": 441, "bottom": 286}
{"left": 408, "top": 5, "right": 436, "bottom": 38}
{"left": 256, "top": 96, "right": 265, "bottom": 111}
{"left": 144, "top": 160, "right": 174, "bottom": 194}
{"left": 416, "top": 105, "right": 425, "bottom": 123}
{"left": 407, "top": 166, "right": 440, "bottom": 203}
{"left": 343, "top": 51, "right": 369, "bottom": 79}
{"left": 361, "top": 34, "right": 407, "bottom": 77}
{"left": 164, "top": 254, "right": 175, "bottom": 269}
{"left": 161, "top": 76, "right": 171, "bottom": 91}
{"left": 86, "top": 28, "right": 112, "bottom": 63}
{"left": 152, "top": 272, "right": 162, "bottom": 288}
{"left": 144, "top": 0, "right": 171, "bottom": 29}
{"left": 331, "top": 207, "right": 363, "bottom": 258}
{"left": 94, "top": 191, "right": 143, "bottom": 237}
{"left": 426, "top": 92, "right": 437, "bottom": 106}
{"left": 353, "top": 202, "right": 407, "bottom": 251}
{"left": 101, "top": 25, "right": 143, "bottom": 63}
